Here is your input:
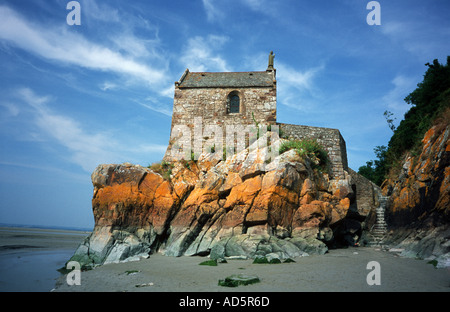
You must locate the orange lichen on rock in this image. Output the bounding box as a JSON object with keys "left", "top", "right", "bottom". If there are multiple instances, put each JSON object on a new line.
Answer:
{"left": 384, "top": 125, "right": 449, "bottom": 227}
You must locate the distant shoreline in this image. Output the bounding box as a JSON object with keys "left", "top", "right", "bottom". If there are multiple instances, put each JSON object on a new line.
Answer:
{"left": 0, "top": 223, "right": 93, "bottom": 233}
{"left": 0, "top": 225, "right": 90, "bottom": 253}
{"left": 0, "top": 227, "right": 91, "bottom": 237}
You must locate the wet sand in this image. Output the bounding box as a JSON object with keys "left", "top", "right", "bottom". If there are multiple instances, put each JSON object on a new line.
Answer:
{"left": 1, "top": 226, "right": 448, "bottom": 293}
{"left": 54, "top": 247, "right": 450, "bottom": 292}
{"left": 0, "top": 226, "right": 90, "bottom": 292}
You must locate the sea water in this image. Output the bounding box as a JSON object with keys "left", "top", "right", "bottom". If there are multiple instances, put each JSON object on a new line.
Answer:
{"left": 0, "top": 249, "right": 76, "bottom": 292}
{"left": 0, "top": 226, "right": 90, "bottom": 292}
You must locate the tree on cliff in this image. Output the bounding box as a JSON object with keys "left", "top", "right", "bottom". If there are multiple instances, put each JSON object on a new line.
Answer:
{"left": 359, "top": 56, "right": 450, "bottom": 185}
{"left": 357, "top": 146, "right": 387, "bottom": 186}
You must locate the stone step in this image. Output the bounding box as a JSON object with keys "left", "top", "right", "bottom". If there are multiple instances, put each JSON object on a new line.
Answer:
{"left": 367, "top": 239, "right": 386, "bottom": 246}
{"left": 365, "top": 195, "right": 389, "bottom": 247}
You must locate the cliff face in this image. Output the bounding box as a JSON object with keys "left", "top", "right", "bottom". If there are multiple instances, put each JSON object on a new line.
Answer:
{"left": 70, "top": 135, "right": 378, "bottom": 268}
{"left": 382, "top": 125, "right": 450, "bottom": 267}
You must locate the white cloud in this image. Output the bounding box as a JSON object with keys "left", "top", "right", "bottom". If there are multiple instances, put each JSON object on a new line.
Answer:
{"left": 382, "top": 75, "right": 416, "bottom": 120}
{"left": 16, "top": 88, "right": 166, "bottom": 172}
{"left": 82, "top": 0, "right": 121, "bottom": 23}
{"left": 0, "top": 102, "right": 20, "bottom": 117}
{"left": 180, "top": 35, "right": 230, "bottom": 72}
{"left": 99, "top": 81, "right": 118, "bottom": 91}
{"left": 17, "top": 88, "right": 116, "bottom": 171}
{"left": 0, "top": 5, "right": 166, "bottom": 87}
{"left": 278, "top": 63, "right": 324, "bottom": 92}
{"left": 202, "top": 0, "right": 220, "bottom": 22}
{"left": 110, "top": 33, "right": 156, "bottom": 59}
{"left": 241, "top": 0, "right": 262, "bottom": 10}
{"left": 381, "top": 20, "right": 450, "bottom": 60}
{"left": 159, "top": 85, "right": 175, "bottom": 98}
{"left": 134, "top": 98, "right": 173, "bottom": 117}
{"left": 202, "top": 0, "right": 274, "bottom": 23}
{"left": 276, "top": 62, "right": 325, "bottom": 111}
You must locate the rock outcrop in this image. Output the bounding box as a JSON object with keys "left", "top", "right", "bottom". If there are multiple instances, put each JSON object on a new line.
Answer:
{"left": 382, "top": 125, "right": 450, "bottom": 268}
{"left": 70, "top": 135, "right": 378, "bottom": 269}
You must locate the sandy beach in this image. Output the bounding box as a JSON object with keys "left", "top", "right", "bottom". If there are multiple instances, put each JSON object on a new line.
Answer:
{"left": 53, "top": 247, "right": 450, "bottom": 292}
{"left": 1, "top": 226, "right": 448, "bottom": 293}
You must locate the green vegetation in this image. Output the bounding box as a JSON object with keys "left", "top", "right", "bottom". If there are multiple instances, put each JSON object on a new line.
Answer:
{"left": 269, "top": 258, "right": 281, "bottom": 264}
{"left": 427, "top": 259, "right": 438, "bottom": 268}
{"left": 199, "top": 259, "right": 218, "bottom": 266}
{"left": 148, "top": 161, "right": 174, "bottom": 180}
{"left": 57, "top": 266, "right": 72, "bottom": 275}
{"left": 279, "top": 138, "right": 329, "bottom": 171}
{"left": 125, "top": 270, "right": 140, "bottom": 275}
{"left": 358, "top": 56, "right": 450, "bottom": 185}
{"left": 218, "top": 274, "right": 261, "bottom": 287}
{"left": 57, "top": 259, "right": 93, "bottom": 274}
{"left": 252, "top": 256, "right": 283, "bottom": 264}
{"left": 356, "top": 145, "right": 387, "bottom": 186}
{"left": 252, "top": 256, "right": 269, "bottom": 264}
{"left": 283, "top": 258, "right": 296, "bottom": 263}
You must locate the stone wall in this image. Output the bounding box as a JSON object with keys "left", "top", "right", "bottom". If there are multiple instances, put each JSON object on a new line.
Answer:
{"left": 278, "top": 123, "right": 348, "bottom": 179}
{"left": 348, "top": 168, "right": 380, "bottom": 218}
{"left": 172, "top": 86, "right": 276, "bottom": 127}
{"left": 164, "top": 85, "right": 277, "bottom": 161}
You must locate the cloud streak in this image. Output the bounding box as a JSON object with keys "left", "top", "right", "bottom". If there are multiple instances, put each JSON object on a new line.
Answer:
{"left": 16, "top": 88, "right": 166, "bottom": 172}
{"left": 179, "top": 35, "right": 230, "bottom": 72}
{"left": 0, "top": 5, "right": 166, "bottom": 87}
{"left": 381, "top": 19, "right": 450, "bottom": 60}
{"left": 202, "top": 0, "right": 220, "bottom": 22}
{"left": 134, "top": 98, "right": 173, "bottom": 117}
{"left": 276, "top": 62, "right": 325, "bottom": 111}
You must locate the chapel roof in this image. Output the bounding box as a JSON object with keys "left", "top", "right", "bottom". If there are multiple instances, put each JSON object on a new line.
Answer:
{"left": 176, "top": 69, "right": 276, "bottom": 88}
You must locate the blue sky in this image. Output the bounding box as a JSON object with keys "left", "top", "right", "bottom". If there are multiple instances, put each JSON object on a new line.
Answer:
{"left": 0, "top": 0, "right": 449, "bottom": 229}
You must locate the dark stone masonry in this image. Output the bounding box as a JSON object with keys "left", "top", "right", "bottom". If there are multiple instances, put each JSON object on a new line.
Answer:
{"left": 277, "top": 123, "right": 348, "bottom": 179}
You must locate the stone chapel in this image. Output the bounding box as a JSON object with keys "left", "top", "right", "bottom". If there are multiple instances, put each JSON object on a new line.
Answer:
{"left": 164, "top": 52, "right": 348, "bottom": 180}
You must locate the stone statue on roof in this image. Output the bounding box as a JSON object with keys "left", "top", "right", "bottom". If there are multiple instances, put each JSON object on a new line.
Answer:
{"left": 267, "top": 51, "right": 275, "bottom": 70}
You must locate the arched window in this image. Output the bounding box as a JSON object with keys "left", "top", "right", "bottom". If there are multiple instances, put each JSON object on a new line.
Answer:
{"left": 227, "top": 92, "right": 240, "bottom": 114}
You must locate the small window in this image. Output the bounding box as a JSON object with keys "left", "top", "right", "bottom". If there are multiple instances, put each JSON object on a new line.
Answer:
{"left": 228, "top": 92, "right": 240, "bottom": 114}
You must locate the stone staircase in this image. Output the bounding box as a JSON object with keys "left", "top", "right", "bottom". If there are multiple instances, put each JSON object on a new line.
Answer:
{"left": 367, "top": 196, "right": 388, "bottom": 247}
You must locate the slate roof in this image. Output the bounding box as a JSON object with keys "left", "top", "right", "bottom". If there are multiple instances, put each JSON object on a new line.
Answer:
{"left": 177, "top": 70, "right": 275, "bottom": 88}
